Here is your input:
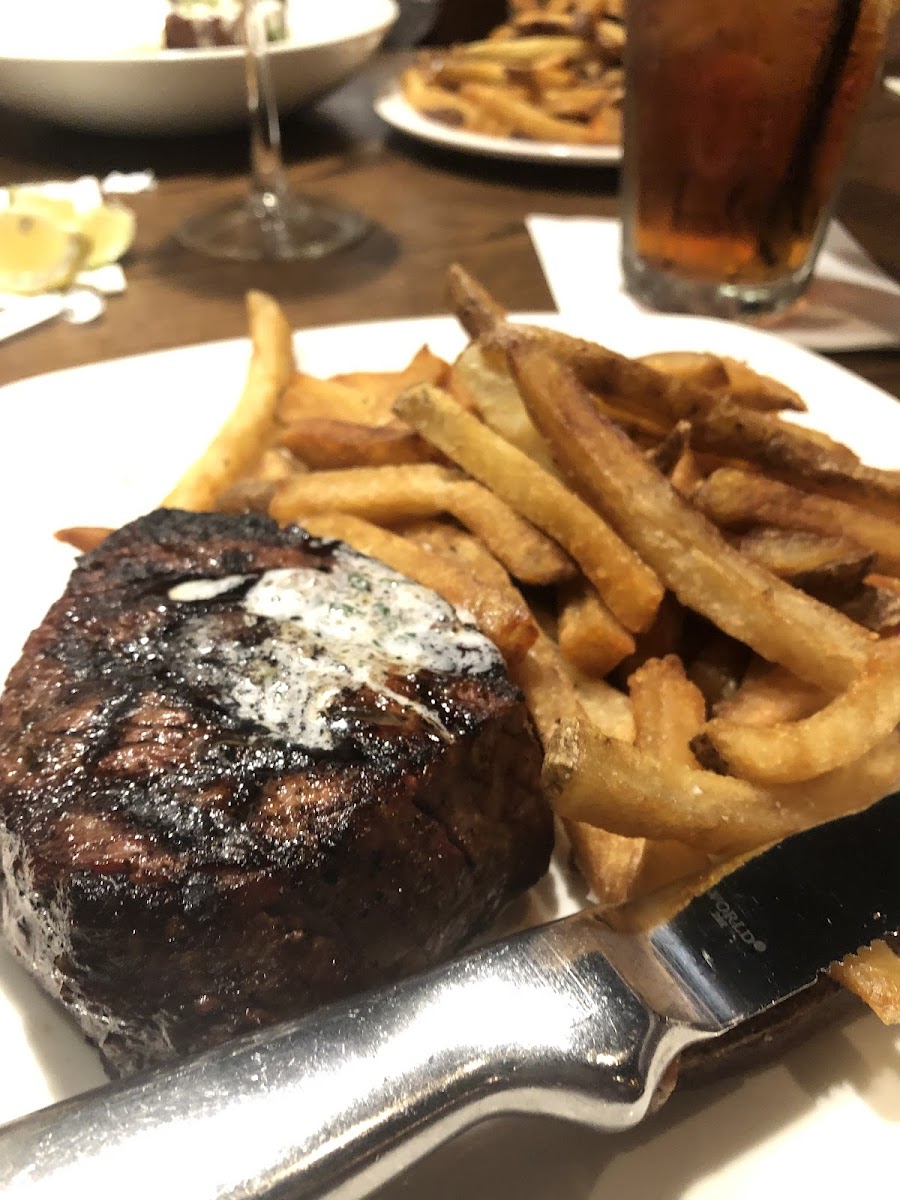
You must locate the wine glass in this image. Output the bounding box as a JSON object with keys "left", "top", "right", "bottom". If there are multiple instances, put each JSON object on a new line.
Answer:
{"left": 176, "top": 0, "right": 370, "bottom": 261}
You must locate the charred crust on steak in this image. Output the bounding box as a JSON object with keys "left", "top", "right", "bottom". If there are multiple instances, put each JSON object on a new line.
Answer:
{"left": 0, "top": 510, "right": 550, "bottom": 1075}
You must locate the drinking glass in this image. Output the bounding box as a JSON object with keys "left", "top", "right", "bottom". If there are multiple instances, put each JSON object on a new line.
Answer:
{"left": 177, "top": 0, "right": 370, "bottom": 261}
{"left": 620, "top": 0, "right": 894, "bottom": 319}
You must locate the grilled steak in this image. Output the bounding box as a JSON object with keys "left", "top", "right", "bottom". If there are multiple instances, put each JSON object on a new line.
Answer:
{"left": 0, "top": 510, "right": 549, "bottom": 1076}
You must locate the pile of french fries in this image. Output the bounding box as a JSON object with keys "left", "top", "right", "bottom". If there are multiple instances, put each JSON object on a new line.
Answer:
{"left": 60, "top": 268, "right": 900, "bottom": 1025}
{"left": 400, "top": 0, "right": 623, "bottom": 146}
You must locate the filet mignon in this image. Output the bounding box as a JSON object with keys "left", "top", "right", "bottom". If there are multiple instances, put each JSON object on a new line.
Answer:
{"left": 0, "top": 510, "right": 550, "bottom": 1076}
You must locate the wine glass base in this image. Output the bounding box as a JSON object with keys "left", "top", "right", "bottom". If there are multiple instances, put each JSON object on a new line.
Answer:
{"left": 177, "top": 194, "right": 370, "bottom": 262}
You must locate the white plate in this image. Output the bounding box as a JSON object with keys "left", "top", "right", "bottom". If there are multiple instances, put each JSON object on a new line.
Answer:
{"left": 375, "top": 81, "right": 621, "bottom": 165}
{"left": 1, "top": 309, "right": 898, "bottom": 1197}
{"left": 0, "top": 0, "right": 397, "bottom": 135}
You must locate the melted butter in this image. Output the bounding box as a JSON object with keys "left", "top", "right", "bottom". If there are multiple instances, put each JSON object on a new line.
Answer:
{"left": 169, "top": 575, "right": 250, "bottom": 602}
{"left": 168, "top": 548, "right": 501, "bottom": 750}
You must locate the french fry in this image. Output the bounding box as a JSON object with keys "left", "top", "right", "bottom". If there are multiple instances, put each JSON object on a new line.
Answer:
{"left": 544, "top": 716, "right": 900, "bottom": 855}
{"left": 694, "top": 468, "right": 900, "bottom": 575}
{"left": 458, "top": 82, "right": 613, "bottom": 145}
{"left": 217, "top": 446, "right": 305, "bottom": 515}
{"left": 54, "top": 526, "right": 114, "bottom": 553}
{"left": 636, "top": 352, "right": 805, "bottom": 413}
{"left": 829, "top": 942, "right": 900, "bottom": 1024}
{"left": 647, "top": 421, "right": 691, "bottom": 476}
{"left": 508, "top": 344, "right": 872, "bottom": 691}
{"left": 270, "top": 464, "right": 574, "bottom": 586}
{"left": 165, "top": 291, "right": 292, "bottom": 511}
{"left": 569, "top": 656, "right": 711, "bottom": 907}
{"left": 277, "top": 372, "right": 383, "bottom": 426}
{"left": 447, "top": 263, "right": 506, "bottom": 340}
{"left": 714, "top": 660, "right": 829, "bottom": 726}
{"left": 841, "top": 581, "right": 900, "bottom": 634}
{"left": 297, "top": 512, "right": 537, "bottom": 664}
{"left": 629, "top": 655, "right": 707, "bottom": 766}
{"left": 691, "top": 398, "right": 900, "bottom": 503}
{"left": 270, "top": 463, "right": 458, "bottom": 525}
{"left": 734, "top": 527, "right": 874, "bottom": 601}
{"left": 699, "top": 639, "right": 900, "bottom": 784}
{"left": 485, "top": 322, "right": 718, "bottom": 423}
{"left": 449, "top": 340, "right": 557, "bottom": 472}
{"left": 557, "top": 578, "right": 635, "bottom": 675}
{"left": 718, "top": 356, "right": 807, "bottom": 414}
{"left": 395, "top": 383, "right": 663, "bottom": 630}
{"left": 509, "top": 628, "right": 582, "bottom": 748}
{"left": 331, "top": 346, "right": 450, "bottom": 415}
{"left": 441, "top": 480, "right": 575, "bottom": 584}
{"left": 279, "top": 419, "right": 436, "bottom": 469}
{"left": 562, "top": 667, "right": 635, "bottom": 744}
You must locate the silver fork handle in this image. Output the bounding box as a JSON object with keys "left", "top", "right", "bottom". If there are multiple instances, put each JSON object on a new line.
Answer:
{"left": 0, "top": 914, "right": 711, "bottom": 1199}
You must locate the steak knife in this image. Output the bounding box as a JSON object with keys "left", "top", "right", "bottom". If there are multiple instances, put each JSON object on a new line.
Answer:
{"left": 2, "top": 792, "right": 899, "bottom": 1199}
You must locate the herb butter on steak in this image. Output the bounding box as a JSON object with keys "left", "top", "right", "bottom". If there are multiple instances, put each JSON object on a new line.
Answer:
{"left": 0, "top": 510, "right": 550, "bottom": 1076}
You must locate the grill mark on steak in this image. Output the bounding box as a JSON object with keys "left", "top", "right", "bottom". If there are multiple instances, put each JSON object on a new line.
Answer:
{"left": 0, "top": 510, "right": 550, "bottom": 1074}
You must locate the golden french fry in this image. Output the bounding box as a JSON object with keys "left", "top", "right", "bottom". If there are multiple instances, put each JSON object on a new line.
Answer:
{"left": 646, "top": 421, "right": 691, "bottom": 476}
{"left": 395, "top": 384, "right": 663, "bottom": 630}
{"left": 690, "top": 399, "right": 900, "bottom": 505}
{"left": 718, "top": 357, "right": 806, "bottom": 413}
{"left": 332, "top": 346, "right": 450, "bottom": 414}
{"left": 628, "top": 655, "right": 706, "bottom": 767}
{"left": 637, "top": 350, "right": 730, "bottom": 392}
{"left": 570, "top": 655, "right": 710, "bottom": 908}
{"left": 508, "top": 344, "right": 872, "bottom": 691}
{"left": 557, "top": 578, "right": 635, "bottom": 675}
{"left": 699, "top": 639, "right": 900, "bottom": 784}
{"left": 458, "top": 82, "right": 616, "bottom": 145}
{"left": 165, "top": 290, "right": 292, "bottom": 511}
{"left": 713, "top": 660, "right": 829, "bottom": 726}
{"left": 270, "top": 463, "right": 459, "bottom": 525}
{"left": 562, "top": 668, "right": 635, "bottom": 744}
{"left": 829, "top": 942, "right": 900, "bottom": 1024}
{"left": 485, "top": 322, "right": 716, "bottom": 423}
{"left": 449, "top": 341, "right": 557, "bottom": 471}
{"left": 277, "top": 372, "right": 383, "bottom": 425}
{"left": 279, "top": 418, "right": 436, "bottom": 469}
{"left": 270, "top": 464, "right": 574, "bottom": 586}
{"left": 509, "top": 628, "right": 583, "bottom": 748}
{"left": 842, "top": 581, "right": 900, "bottom": 635}
{"left": 694, "top": 468, "right": 900, "bottom": 576}
{"left": 296, "top": 512, "right": 537, "bottom": 664}
{"left": 544, "top": 716, "right": 900, "bottom": 855}
{"left": 400, "top": 67, "right": 488, "bottom": 131}
{"left": 447, "top": 263, "right": 506, "bottom": 340}
{"left": 440, "top": 480, "right": 575, "bottom": 584}
{"left": 735, "top": 527, "right": 873, "bottom": 600}
{"left": 54, "top": 526, "right": 114, "bottom": 553}
{"left": 455, "top": 35, "right": 586, "bottom": 62}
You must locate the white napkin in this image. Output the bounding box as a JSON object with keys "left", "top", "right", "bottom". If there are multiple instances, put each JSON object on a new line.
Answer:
{"left": 526, "top": 215, "right": 900, "bottom": 353}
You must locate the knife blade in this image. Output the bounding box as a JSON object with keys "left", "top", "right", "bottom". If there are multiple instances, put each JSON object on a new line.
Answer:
{"left": 2, "top": 790, "right": 899, "bottom": 1200}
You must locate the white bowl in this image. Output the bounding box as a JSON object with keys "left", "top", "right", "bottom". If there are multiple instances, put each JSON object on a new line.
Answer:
{"left": 0, "top": 0, "right": 397, "bottom": 135}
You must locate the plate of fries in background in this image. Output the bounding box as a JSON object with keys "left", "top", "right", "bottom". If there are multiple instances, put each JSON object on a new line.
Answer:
{"left": 377, "top": 0, "right": 623, "bottom": 163}
{"left": 2, "top": 277, "right": 900, "bottom": 1195}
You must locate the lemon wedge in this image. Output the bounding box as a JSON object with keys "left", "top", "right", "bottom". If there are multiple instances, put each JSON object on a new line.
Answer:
{"left": 0, "top": 210, "right": 86, "bottom": 295}
{"left": 7, "top": 189, "right": 81, "bottom": 229}
{"left": 78, "top": 202, "right": 136, "bottom": 270}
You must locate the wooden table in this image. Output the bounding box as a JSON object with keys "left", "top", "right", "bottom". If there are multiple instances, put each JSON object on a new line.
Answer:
{"left": 2, "top": 56, "right": 899, "bottom": 394}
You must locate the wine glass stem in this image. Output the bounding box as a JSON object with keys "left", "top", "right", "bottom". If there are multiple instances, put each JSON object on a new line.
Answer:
{"left": 243, "top": 0, "right": 289, "bottom": 213}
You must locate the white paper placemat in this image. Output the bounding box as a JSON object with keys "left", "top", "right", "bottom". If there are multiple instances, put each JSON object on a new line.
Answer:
{"left": 526, "top": 215, "right": 900, "bottom": 353}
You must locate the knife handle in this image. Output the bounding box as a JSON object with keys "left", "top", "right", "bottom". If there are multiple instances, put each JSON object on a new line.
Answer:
{"left": 0, "top": 913, "right": 711, "bottom": 1199}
